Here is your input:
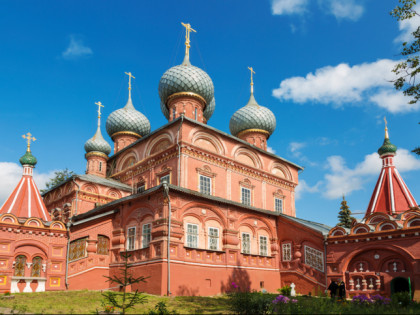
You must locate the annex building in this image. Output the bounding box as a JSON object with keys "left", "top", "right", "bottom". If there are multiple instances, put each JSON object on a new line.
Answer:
{"left": 0, "top": 24, "right": 419, "bottom": 299}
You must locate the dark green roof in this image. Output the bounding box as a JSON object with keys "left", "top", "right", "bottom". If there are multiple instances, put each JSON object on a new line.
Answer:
{"left": 19, "top": 150, "right": 37, "bottom": 166}
{"left": 378, "top": 138, "right": 397, "bottom": 156}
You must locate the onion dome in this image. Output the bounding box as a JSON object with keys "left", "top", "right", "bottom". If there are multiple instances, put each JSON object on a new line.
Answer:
{"left": 378, "top": 123, "right": 397, "bottom": 156}
{"left": 19, "top": 150, "right": 37, "bottom": 166}
{"left": 158, "top": 55, "right": 214, "bottom": 117}
{"left": 230, "top": 92, "right": 276, "bottom": 138}
{"left": 85, "top": 127, "right": 111, "bottom": 156}
{"left": 106, "top": 73, "right": 151, "bottom": 139}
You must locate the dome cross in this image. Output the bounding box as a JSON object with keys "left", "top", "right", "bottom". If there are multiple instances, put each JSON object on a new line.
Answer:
{"left": 22, "top": 132, "right": 36, "bottom": 152}
{"left": 248, "top": 66, "right": 256, "bottom": 93}
{"left": 384, "top": 116, "right": 389, "bottom": 139}
{"left": 181, "top": 22, "right": 196, "bottom": 57}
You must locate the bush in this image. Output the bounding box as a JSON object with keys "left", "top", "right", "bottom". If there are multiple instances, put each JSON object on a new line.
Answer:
{"left": 391, "top": 292, "right": 412, "bottom": 307}
{"left": 148, "top": 301, "right": 178, "bottom": 315}
{"left": 278, "top": 285, "right": 291, "bottom": 296}
{"left": 227, "top": 283, "right": 274, "bottom": 315}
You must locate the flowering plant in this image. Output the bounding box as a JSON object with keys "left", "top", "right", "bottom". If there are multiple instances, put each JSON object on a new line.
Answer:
{"left": 371, "top": 294, "right": 391, "bottom": 305}
{"left": 273, "top": 294, "right": 291, "bottom": 304}
{"left": 351, "top": 294, "right": 372, "bottom": 304}
{"left": 104, "top": 305, "right": 115, "bottom": 313}
{"left": 3, "top": 291, "right": 10, "bottom": 296}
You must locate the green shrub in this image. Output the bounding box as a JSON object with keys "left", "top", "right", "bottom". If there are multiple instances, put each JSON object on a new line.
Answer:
{"left": 228, "top": 291, "right": 274, "bottom": 315}
{"left": 148, "top": 301, "right": 178, "bottom": 315}
{"left": 391, "top": 292, "right": 412, "bottom": 307}
{"left": 278, "top": 285, "right": 291, "bottom": 296}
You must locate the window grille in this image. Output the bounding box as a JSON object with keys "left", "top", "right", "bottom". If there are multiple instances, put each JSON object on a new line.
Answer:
{"left": 142, "top": 224, "right": 152, "bottom": 248}
{"left": 127, "top": 227, "right": 136, "bottom": 251}
{"left": 69, "top": 238, "right": 88, "bottom": 262}
{"left": 160, "top": 175, "right": 170, "bottom": 184}
{"left": 97, "top": 235, "right": 109, "bottom": 255}
{"left": 241, "top": 187, "right": 251, "bottom": 205}
{"left": 259, "top": 236, "right": 268, "bottom": 256}
{"left": 31, "top": 256, "right": 42, "bottom": 277}
{"left": 14, "top": 255, "right": 26, "bottom": 277}
{"left": 282, "top": 243, "right": 292, "bottom": 261}
{"left": 275, "top": 198, "right": 283, "bottom": 213}
{"left": 208, "top": 227, "right": 219, "bottom": 250}
{"left": 241, "top": 233, "right": 251, "bottom": 254}
{"left": 199, "top": 175, "right": 211, "bottom": 195}
{"left": 304, "top": 245, "right": 324, "bottom": 272}
{"left": 187, "top": 223, "right": 198, "bottom": 248}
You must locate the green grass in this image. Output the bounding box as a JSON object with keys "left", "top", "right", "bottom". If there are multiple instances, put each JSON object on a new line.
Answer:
{"left": 0, "top": 290, "right": 231, "bottom": 314}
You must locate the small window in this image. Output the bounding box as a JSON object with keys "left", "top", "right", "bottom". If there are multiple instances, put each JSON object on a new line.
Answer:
{"left": 241, "top": 187, "right": 251, "bottom": 206}
{"left": 97, "top": 235, "right": 109, "bottom": 255}
{"left": 282, "top": 243, "right": 292, "bottom": 261}
{"left": 14, "top": 255, "right": 26, "bottom": 277}
{"left": 172, "top": 108, "right": 176, "bottom": 119}
{"left": 208, "top": 227, "right": 219, "bottom": 250}
{"left": 160, "top": 174, "right": 170, "bottom": 185}
{"left": 275, "top": 198, "right": 283, "bottom": 213}
{"left": 31, "top": 257, "right": 42, "bottom": 277}
{"left": 137, "top": 185, "right": 146, "bottom": 193}
{"left": 241, "top": 232, "right": 251, "bottom": 254}
{"left": 99, "top": 162, "right": 102, "bottom": 172}
{"left": 199, "top": 175, "right": 211, "bottom": 195}
{"left": 186, "top": 223, "right": 198, "bottom": 248}
{"left": 142, "top": 223, "right": 152, "bottom": 248}
{"left": 127, "top": 227, "right": 136, "bottom": 251}
{"left": 259, "top": 236, "right": 268, "bottom": 256}
{"left": 195, "top": 108, "right": 198, "bottom": 120}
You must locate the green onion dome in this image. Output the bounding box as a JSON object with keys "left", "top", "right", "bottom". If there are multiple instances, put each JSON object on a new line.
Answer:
{"left": 84, "top": 126, "right": 111, "bottom": 156}
{"left": 158, "top": 56, "right": 215, "bottom": 120}
{"left": 19, "top": 150, "right": 37, "bottom": 166}
{"left": 106, "top": 97, "right": 151, "bottom": 139}
{"left": 229, "top": 92, "right": 276, "bottom": 138}
{"left": 378, "top": 137, "right": 397, "bottom": 156}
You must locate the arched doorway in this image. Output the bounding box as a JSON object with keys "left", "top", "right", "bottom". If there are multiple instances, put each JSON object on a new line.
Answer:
{"left": 391, "top": 277, "right": 409, "bottom": 294}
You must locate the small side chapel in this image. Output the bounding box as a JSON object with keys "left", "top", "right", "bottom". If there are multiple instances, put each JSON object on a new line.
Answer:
{"left": 0, "top": 23, "right": 418, "bottom": 298}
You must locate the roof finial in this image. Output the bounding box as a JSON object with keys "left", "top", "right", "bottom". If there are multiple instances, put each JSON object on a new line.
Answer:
{"left": 125, "top": 72, "right": 135, "bottom": 100}
{"left": 181, "top": 22, "right": 196, "bottom": 58}
{"left": 95, "top": 101, "right": 104, "bottom": 128}
{"left": 248, "top": 66, "right": 255, "bottom": 94}
{"left": 384, "top": 116, "right": 389, "bottom": 139}
{"left": 22, "top": 132, "right": 36, "bottom": 152}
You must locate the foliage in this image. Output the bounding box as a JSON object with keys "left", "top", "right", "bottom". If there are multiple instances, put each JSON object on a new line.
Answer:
{"left": 391, "top": 0, "right": 420, "bottom": 105}
{"left": 391, "top": 292, "right": 412, "bottom": 307}
{"left": 337, "top": 196, "right": 355, "bottom": 228}
{"left": 40, "top": 168, "right": 75, "bottom": 193}
{"left": 147, "top": 301, "right": 178, "bottom": 315}
{"left": 101, "top": 252, "right": 148, "bottom": 314}
{"left": 4, "top": 291, "right": 11, "bottom": 296}
{"left": 277, "top": 285, "right": 291, "bottom": 296}
{"left": 227, "top": 282, "right": 273, "bottom": 315}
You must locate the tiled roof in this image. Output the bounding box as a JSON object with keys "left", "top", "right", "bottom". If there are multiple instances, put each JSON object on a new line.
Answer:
{"left": 279, "top": 214, "right": 331, "bottom": 236}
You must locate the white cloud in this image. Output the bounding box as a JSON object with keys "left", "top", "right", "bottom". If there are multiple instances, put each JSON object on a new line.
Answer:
{"left": 0, "top": 162, "right": 55, "bottom": 206}
{"left": 267, "top": 146, "right": 276, "bottom": 154}
{"left": 289, "top": 142, "right": 306, "bottom": 156}
{"left": 271, "top": 0, "right": 309, "bottom": 15}
{"left": 62, "top": 35, "right": 93, "bottom": 60}
{"left": 394, "top": 4, "right": 420, "bottom": 43}
{"left": 322, "top": 149, "right": 420, "bottom": 199}
{"left": 327, "top": 0, "right": 364, "bottom": 21}
{"left": 272, "top": 59, "right": 417, "bottom": 113}
{"left": 295, "top": 179, "right": 322, "bottom": 200}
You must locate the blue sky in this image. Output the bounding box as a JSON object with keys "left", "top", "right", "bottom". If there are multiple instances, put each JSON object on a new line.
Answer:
{"left": 1, "top": 0, "right": 419, "bottom": 227}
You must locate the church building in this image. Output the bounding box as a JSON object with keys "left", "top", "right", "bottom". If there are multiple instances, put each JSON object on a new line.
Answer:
{"left": 0, "top": 23, "right": 418, "bottom": 298}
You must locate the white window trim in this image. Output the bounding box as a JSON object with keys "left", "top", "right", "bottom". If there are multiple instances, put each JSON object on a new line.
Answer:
{"left": 186, "top": 223, "right": 199, "bottom": 248}
{"left": 241, "top": 187, "right": 251, "bottom": 206}
{"left": 126, "top": 226, "right": 136, "bottom": 251}
{"left": 199, "top": 175, "right": 212, "bottom": 195}
{"left": 259, "top": 235, "right": 268, "bottom": 256}
{"left": 241, "top": 232, "right": 251, "bottom": 254}
{"left": 275, "top": 197, "right": 283, "bottom": 213}
{"left": 304, "top": 245, "right": 324, "bottom": 272}
{"left": 208, "top": 227, "right": 219, "bottom": 250}
{"left": 282, "top": 243, "right": 292, "bottom": 261}
{"left": 142, "top": 223, "right": 151, "bottom": 248}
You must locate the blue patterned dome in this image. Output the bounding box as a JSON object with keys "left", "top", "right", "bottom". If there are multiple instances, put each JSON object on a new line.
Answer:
{"left": 106, "top": 97, "right": 151, "bottom": 139}
{"left": 85, "top": 126, "right": 111, "bottom": 156}
{"left": 158, "top": 56, "right": 215, "bottom": 119}
{"left": 229, "top": 93, "right": 276, "bottom": 138}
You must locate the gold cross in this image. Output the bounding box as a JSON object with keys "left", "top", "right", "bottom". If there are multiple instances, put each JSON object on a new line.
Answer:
{"left": 95, "top": 101, "right": 104, "bottom": 118}
{"left": 248, "top": 67, "right": 256, "bottom": 86}
{"left": 181, "top": 22, "right": 196, "bottom": 56}
{"left": 22, "top": 132, "right": 36, "bottom": 151}
{"left": 384, "top": 116, "right": 389, "bottom": 139}
{"left": 384, "top": 116, "right": 387, "bottom": 127}
{"left": 125, "top": 72, "right": 135, "bottom": 91}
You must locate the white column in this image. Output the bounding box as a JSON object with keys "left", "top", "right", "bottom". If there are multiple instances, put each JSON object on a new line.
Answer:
{"left": 23, "top": 280, "right": 32, "bottom": 292}
{"left": 36, "top": 279, "right": 46, "bottom": 292}
{"left": 10, "top": 279, "right": 19, "bottom": 293}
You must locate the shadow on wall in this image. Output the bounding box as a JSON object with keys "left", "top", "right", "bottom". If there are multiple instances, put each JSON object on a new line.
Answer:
{"left": 176, "top": 284, "right": 200, "bottom": 296}
{"left": 220, "top": 262, "right": 251, "bottom": 293}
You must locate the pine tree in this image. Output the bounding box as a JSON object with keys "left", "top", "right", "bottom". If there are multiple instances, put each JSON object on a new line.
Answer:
{"left": 337, "top": 196, "right": 354, "bottom": 228}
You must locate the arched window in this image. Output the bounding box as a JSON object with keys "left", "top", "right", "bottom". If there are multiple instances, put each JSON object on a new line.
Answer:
{"left": 97, "top": 236, "right": 110, "bottom": 255}
{"left": 14, "top": 255, "right": 26, "bottom": 277}
{"left": 69, "top": 238, "right": 88, "bottom": 262}
{"left": 31, "top": 256, "right": 42, "bottom": 277}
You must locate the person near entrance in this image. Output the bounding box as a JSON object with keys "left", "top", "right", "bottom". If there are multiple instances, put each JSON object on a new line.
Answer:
{"left": 327, "top": 280, "right": 338, "bottom": 300}
{"left": 338, "top": 279, "right": 346, "bottom": 301}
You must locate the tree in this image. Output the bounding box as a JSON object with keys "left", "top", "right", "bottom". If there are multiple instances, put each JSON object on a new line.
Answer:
{"left": 337, "top": 196, "right": 354, "bottom": 229}
{"left": 101, "top": 252, "right": 148, "bottom": 314}
{"left": 391, "top": 0, "right": 420, "bottom": 105}
{"left": 40, "top": 168, "right": 75, "bottom": 193}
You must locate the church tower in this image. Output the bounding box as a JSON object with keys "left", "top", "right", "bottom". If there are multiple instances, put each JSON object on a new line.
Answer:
{"left": 84, "top": 102, "right": 112, "bottom": 177}
{"left": 366, "top": 119, "right": 417, "bottom": 216}
{"left": 158, "top": 23, "right": 215, "bottom": 123}
{"left": 229, "top": 67, "right": 276, "bottom": 150}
